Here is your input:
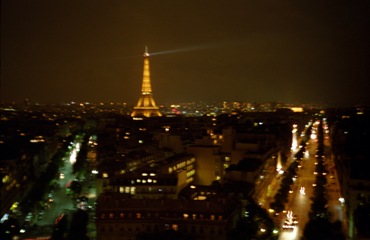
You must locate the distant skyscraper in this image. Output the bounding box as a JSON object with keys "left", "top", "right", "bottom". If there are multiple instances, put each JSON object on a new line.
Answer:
{"left": 131, "top": 47, "right": 162, "bottom": 117}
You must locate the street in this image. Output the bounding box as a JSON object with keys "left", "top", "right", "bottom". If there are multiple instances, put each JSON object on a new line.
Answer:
{"left": 20, "top": 138, "right": 97, "bottom": 239}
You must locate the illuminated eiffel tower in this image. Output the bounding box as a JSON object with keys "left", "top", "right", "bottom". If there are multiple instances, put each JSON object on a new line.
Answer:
{"left": 131, "top": 47, "right": 162, "bottom": 117}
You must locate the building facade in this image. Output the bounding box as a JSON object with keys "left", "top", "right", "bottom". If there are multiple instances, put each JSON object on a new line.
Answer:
{"left": 96, "top": 192, "right": 242, "bottom": 240}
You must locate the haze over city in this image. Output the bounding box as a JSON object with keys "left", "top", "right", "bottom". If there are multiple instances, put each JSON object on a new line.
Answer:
{"left": 1, "top": 0, "right": 370, "bottom": 107}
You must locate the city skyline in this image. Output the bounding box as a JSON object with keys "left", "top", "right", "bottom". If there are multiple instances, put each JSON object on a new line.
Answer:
{"left": 1, "top": 0, "right": 370, "bottom": 107}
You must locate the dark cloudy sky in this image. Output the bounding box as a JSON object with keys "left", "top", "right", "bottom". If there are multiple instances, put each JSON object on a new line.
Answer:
{"left": 1, "top": 0, "right": 370, "bottom": 107}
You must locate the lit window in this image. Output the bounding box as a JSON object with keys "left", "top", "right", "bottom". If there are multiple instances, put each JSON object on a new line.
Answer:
{"left": 136, "top": 213, "right": 141, "bottom": 219}
{"left": 186, "top": 177, "right": 193, "bottom": 183}
{"left": 183, "top": 213, "right": 189, "bottom": 219}
{"left": 210, "top": 215, "right": 215, "bottom": 220}
{"left": 102, "top": 173, "right": 108, "bottom": 178}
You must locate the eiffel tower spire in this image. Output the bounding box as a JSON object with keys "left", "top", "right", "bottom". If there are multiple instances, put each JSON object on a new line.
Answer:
{"left": 131, "top": 47, "right": 162, "bottom": 117}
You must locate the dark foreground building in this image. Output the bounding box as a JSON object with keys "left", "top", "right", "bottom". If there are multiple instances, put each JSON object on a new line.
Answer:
{"left": 96, "top": 192, "right": 242, "bottom": 240}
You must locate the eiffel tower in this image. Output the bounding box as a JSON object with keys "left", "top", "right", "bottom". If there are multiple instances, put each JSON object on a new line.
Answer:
{"left": 131, "top": 47, "right": 162, "bottom": 117}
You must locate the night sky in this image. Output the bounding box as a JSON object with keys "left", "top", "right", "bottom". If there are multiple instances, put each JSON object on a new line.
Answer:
{"left": 1, "top": 0, "right": 370, "bottom": 107}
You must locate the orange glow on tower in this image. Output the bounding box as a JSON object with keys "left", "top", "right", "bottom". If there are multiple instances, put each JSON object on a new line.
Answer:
{"left": 131, "top": 47, "right": 162, "bottom": 117}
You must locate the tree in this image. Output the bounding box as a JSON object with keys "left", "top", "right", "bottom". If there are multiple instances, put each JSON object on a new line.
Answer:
{"left": 69, "top": 180, "right": 82, "bottom": 196}
{"left": 303, "top": 218, "right": 345, "bottom": 240}
{"left": 0, "top": 216, "right": 20, "bottom": 240}
{"left": 67, "top": 209, "right": 89, "bottom": 240}
{"left": 230, "top": 201, "right": 277, "bottom": 239}
{"left": 51, "top": 214, "right": 68, "bottom": 240}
